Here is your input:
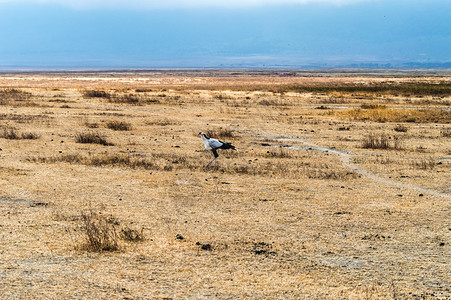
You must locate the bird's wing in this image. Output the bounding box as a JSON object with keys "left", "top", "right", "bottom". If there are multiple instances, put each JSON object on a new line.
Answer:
{"left": 208, "top": 138, "right": 223, "bottom": 149}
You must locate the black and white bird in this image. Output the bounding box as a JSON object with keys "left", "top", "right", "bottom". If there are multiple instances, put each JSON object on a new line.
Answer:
{"left": 199, "top": 131, "right": 237, "bottom": 167}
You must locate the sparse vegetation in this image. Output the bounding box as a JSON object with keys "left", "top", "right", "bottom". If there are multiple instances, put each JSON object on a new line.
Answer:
{"left": 0, "top": 128, "right": 40, "bottom": 140}
{"left": 412, "top": 158, "right": 436, "bottom": 170}
{"left": 78, "top": 210, "right": 119, "bottom": 252}
{"left": 362, "top": 133, "right": 403, "bottom": 150}
{"left": 393, "top": 124, "right": 408, "bottom": 132}
{"left": 120, "top": 226, "right": 144, "bottom": 242}
{"left": 82, "top": 90, "right": 111, "bottom": 99}
{"left": 1, "top": 73, "right": 450, "bottom": 299}
{"left": 106, "top": 120, "right": 132, "bottom": 131}
{"left": 205, "top": 128, "right": 235, "bottom": 139}
{"left": 341, "top": 107, "right": 450, "bottom": 123}
{"left": 75, "top": 132, "right": 113, "bottom": 146}
{"left": 0, "top": 88, "right": 32, "bottom": 104}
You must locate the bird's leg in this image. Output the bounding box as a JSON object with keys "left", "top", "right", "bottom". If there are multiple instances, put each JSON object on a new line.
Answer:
{"left": 206, "top": 157, "right": 216, "bottom": 168}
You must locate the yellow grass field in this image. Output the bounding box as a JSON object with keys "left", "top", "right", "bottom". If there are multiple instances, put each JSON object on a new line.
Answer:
{"left": 0, "top": 71, "right": 450, "bottom": 299}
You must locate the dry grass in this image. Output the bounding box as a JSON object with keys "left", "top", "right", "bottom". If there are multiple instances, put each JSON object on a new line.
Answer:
{"left": 0, "top": 127, "right": 40, "bottom": 140}
{"left": 0, "top": 88, "right": 32, "bottom": 104}
{"left": 106, "top": 120, "right": 132, "bottom": 131}
{"left": 205, "top": 128, "right": 235, "bottom": 139}
{"left": 75, "top": 132, "right": 113, "bottom": 146}
{"left": 0, "top": 72, "right": 450, "bottom": 299}
{"left": 78, "top": 210, "right": 119, "bottom": 252}
{"left": 82, "top": 89, "right": 112, "bottom": 99}
{"left": 362, "top": 133, "right": 403, "bottom": 150}
{"left": 341, "top": 107, "right": 451, "bottom": 123}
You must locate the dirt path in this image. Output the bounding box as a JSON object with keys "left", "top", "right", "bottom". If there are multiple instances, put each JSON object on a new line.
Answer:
{"left": 267, "top": 136, "right": 451, "bottom": 200}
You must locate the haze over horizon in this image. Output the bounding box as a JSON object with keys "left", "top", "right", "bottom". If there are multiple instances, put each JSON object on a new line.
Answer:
{"left": 1, "top": 0, "right": 450, "bottom": 69}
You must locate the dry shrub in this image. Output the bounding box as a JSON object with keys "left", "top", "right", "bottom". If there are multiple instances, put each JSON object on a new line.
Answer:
{"left": 20, "top": 132, "right": 40, "bottom": 139}
{"left": 109, "top": 94, "right": 140, "bottom": 104}
{"left": 362, "top": 133, "right": 402, "bottom": 150}
{"left": 393, "top": 124, "right": 408, "bottom": 132}
{"left": 341, "top": 107, "right": 450, "bottom": 123}
{"left": 258, "top": 99, "right": 288, "bottom": 106}
{"left": 441, "top": 128, "right": 451, "bottom": 137}
{"left": 205, "top": 128, "right": 235, "bottom": 139}
{"left": 82, "top": 90, "right": 111, "bottom": 99}
{"left": 0, "top": 128, "right": 40, "bottom": 140}
{"left": 79, "top": 210, "right": 119, "bottom": 252}
{"left": 106, "top": 121, "right": 132, "bottom": 131}
{"left": 412, "top": 159, "right": 436, "bottom": 170}
{"left": 0, "top": 128, "right": 19, "bottom": 139}
{"left": 75, "top": 132, "right": 113, "bottom": 146}
{"left": 120, "top": 227, "right": 144, "bottom": 242}
{"left": 84, "top": 121, "right": 99, "bottom": 128}
{"left": 360, "top": 104, "right": 387, "bottom": 109}
{"left": 32, "top": 153, "right": 158, "bottom": 170}
{"left": 265, "top": 148, "right": 294, "bottom": 158}
{"left": 145, "top": 118, "right": 179, "bottom": 126}
{"left": 0, "top": 88, "right": 32, "bottom": 104}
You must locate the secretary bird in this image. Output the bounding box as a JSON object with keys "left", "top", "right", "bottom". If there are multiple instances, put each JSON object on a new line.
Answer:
{"left": 199, "top": 131, "right": 237, "bottom": 167}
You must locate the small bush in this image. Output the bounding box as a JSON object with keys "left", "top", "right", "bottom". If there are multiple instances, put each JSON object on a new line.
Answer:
{"left": 106, "top": 121, "right": 132, "bottom": 131}
{"left": 205, "top": 128, "right": 235, "bottom": 139}
{"left": 120, "top": 227, "right": 144, "bottom": 242}
{"left": 21, "top": 132, "right": 40, "bottom": 139}
{"left": 360, "top": 104, "right": 386, "bottom": 109}
{"left": 79, "top": 210, "right": 119, "bottom": 252}
{"left": 362, "top": 133, "right": 402, "bottom": 150}
{"left": 0, "top": 88, "right": 32, "bottom": 104}
{"left": 265, "top": 148, "right": 294, "bottom": 158}
{"left": 441, "top": 128, "right": 451, "bottom": 137}
{"left": 393, "top": 124, "right": 408, "bottom": 132}
{"left": 109, "top": 94, "right": 140, "bottom": 104}
{"left": 0, "top": 128, "right": 20, "bottom": 139}
{"left": 75, "top": 132, "right": 113, "bottom": 146}
{"left": 0, "top": 128, "right": 40, "bottom": 140}
{"left": 412, "top": 159, "right": 436, "bottom": 170}
{"left": 84, "top": 122, "right": 99, "bottom": 128}
{"left": 82, "top": 90, "right": 111, "bottom": 99}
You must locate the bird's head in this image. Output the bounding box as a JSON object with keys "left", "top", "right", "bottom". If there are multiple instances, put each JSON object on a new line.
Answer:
{"left": 199, "top": 131, "right": 204, "bottom": 135}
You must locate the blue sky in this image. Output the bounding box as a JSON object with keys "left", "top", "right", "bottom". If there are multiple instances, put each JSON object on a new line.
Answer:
{"left": 0, "top": 0, "right": 450, "bottom": 69}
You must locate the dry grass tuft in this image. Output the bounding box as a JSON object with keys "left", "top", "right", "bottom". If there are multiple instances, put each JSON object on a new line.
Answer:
{"left": 75, "top": 132, "right": 113, "bottom": 146}
{"left": 362, "top": 133, "right": 403, "bottom": 150}
{"left": 82, "top": 90, "right": 111, "bottom": 99}
{"left": 145, "top": 118, "right": 179, "bottom": 126}
{"left": 412, "top": 158, "right": 436, "bottom": 170}
{"left": 205, "top": 128, "right": 235, "bottom": 139}
{"left": 265, "top": 148, "right": 295, "bottom": 158}
{"left": 360, "top": 103, "right": 387, "bottom": 109}
{"left": 0, "top": 88, "right": 32, "bottom": 104}
{"left": 0, "top": 128, "right": 40, "bottom": 140}
{"left": 120, "top": 227, "right": 145, "bottom": 242}
{"left": 78, "top": 210, "right": 119, "bottom": 252}
{"left": 108, "top": 94, "right": 141, "bottom": 105}
{"left": 106, "top": 121, "right": 132, "bottom": 131}
{"left": 393, "top": 124, "right": 408, "bottom": 133}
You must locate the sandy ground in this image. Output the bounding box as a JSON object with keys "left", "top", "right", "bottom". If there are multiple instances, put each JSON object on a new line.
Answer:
{"left": 0, "top": 71, "right": 450, "bottom": 299}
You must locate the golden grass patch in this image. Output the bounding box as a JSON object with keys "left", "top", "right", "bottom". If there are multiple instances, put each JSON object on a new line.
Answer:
{"left": 340, "top": 106, "right": 451, "bottom": 123}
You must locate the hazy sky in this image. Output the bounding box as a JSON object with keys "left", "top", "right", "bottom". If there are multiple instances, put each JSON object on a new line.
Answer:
{"left": 0, "top": 0, "right": 450, "bottom": 68}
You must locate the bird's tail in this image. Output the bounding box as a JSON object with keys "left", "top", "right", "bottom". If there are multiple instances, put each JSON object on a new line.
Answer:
{"left": 220, "top": 143, "right": 237, "bottom": 151}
